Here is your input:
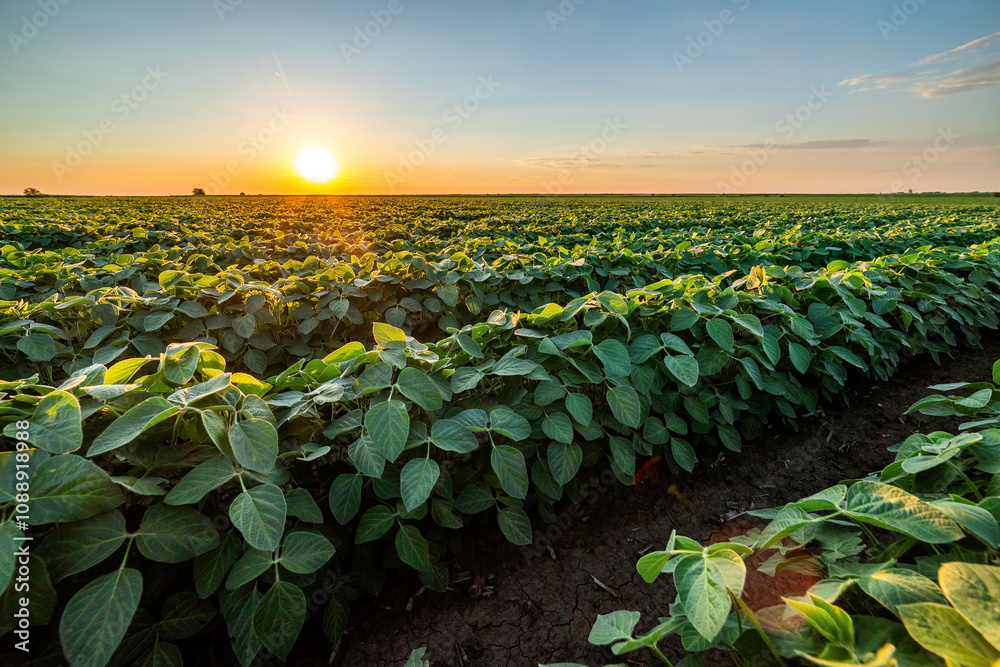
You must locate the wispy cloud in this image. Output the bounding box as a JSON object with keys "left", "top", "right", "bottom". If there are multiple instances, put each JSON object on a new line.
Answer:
{"left": 841, "top": 31, "right": 1000, "bottom": 97}
{"left": 514, "top": 157, "right": 624, "bottom": 170}
{"left": 912, "top": 60, "right": 1000, "bottom": 97}
{"left": 914, "top": 31, "right": 1000, "bottom": 66}
{"left": 682, "top": 139, "right": 884, "bottom": 153}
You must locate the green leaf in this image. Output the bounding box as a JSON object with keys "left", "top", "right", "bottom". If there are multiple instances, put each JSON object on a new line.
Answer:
{"left": 164, "top": 457, "right": 236, "bottom": 506}
{"left": 939, "top": 562, "right": 1000, "bottom": 650}
{"left": 373, "top": 322, "right": 407, "bottom": 349}
{"left": 229, "top": 419, "right": 279, "bottom": 474}
{"left": 253, "top": 580, "right": 306, "bottom": 659}
{"left": 593, "top": 339, "right": 631, "bottom": 378}
{"left": 637, "top": 550, "right": 673, "bottom": 584}
{"left": 437, "top": 283, "right": 459, "bottom": 308}
{"left": 706, "top": 318, "right": 735, "bottom": 353}
{"left": 492, "top": 357, "right": 537, "bottom": 377}
{"left": 279, "top": 532, "right": 335, "bottom": 574}
{"left": 671, "top": 438, "right": 697, "bottom": 473}
{"left": 829, "top": 345, "right": 867, "bottom": 370}
{"left": 674, "top": 552, "right": 744, "bottom": 642}
{"left": 670, "top": 310, "right": 700, "bottom": 332}
{"left": 229, "top": 484, "right": 286, "bottom": 551}
{"left": 489, "top": 407, "right": 531, "bottom": 441}
{"left": 732, "top": 314, "right": 763, "bottom": 338}
{"left": 329, "top": 474, "right": 362, "bottom": 525}
{"left": 135, "top": 504, "right": 219, "bottom": 563}
{"left": 589, "top": 610, "right": 641, "bottom": 645}
{"left": 497, "top": 506, "right": 532, "bottom": 545}
{"left": 608, "top": 386, "right": 642, "bottom": 428}
{"left": 455, "top": 482, "right": 494, "bottom": 514}
{"left": 492, "top": 445, "right": 529, "bottom": 499}
{"left": 284, "top": 488, "right": 323, "bottom": 523}
{"left": 548, "top": 442, "right": 583, "bottom": 485}
{"left": 158, "top": 591, "right": 216, "bottom": 640}
{"left": 226, "top": 549, "right": 273, "bottom": 590}
{"left": 167, "top": 372, "right": 231, "bottom": 406}
{"left": 931, "top": 501, "right": 1000, "bottom": 548}
{"left": 401, "top": 458, "right": 440, "bottom": 512}
{"left": 27, "top": 390, "right": 83, "bottom": 454}
{"left": 396, "top": 368, "right": 443, "bottom": 412}
{"left": 366, "top": 399, "right": 410, "bottom": 463}
{"left": 90, "top": 397, "right": 180, "bottom": 456}
{"left": 164, "top": 345, "right": 200, "bottom": 385}
{"left": 322, "top": 596, "right": 350, "bottom": 645}
{"left": 18, "top": 332, "right": 56, "bottom": 361}
{"left": 899, "top": 602, "right": 999, "bottom": 667}
{"left": 193, "top": 531, "right": 242, "bottom": 598}
{"left": 36, "top": 510, "right": 127, "bottom": 583}
{"left": 565, "top": 393, "right": 593, "bottom": 426}
{"left": 232, "top": 314, "right": 256, "bottom": 339}
{"left": 348, "top": 435, "right": 385, "bottom": 479}
{"left": 664, "top": 355, "right": 700, "bottom": 388}
{"left": 542, "top": 412, "right": 575, "bottom": 444}
{"left": 104, "top": 357, "right": 154, "bottom": 384}
{"left": 144, "top": 311, "right": 175, "bottom": 332}
{"left": 30, "top": 455, "right": 124, "bottom": 525}
{"left": 59, "top": 568, "right": 142, "bottom": 667}
{"left": 845, "top": 481, "right": 965, "bottom": 544}
{"left": 858, "top": 569, "right": 948, "bottom": 616}
{"left": 0, "top": 521, "right": 18, "bottom": 591}
{"left": 134, "top": 641, "right": 183, "bottom": 666}
{"left": 430, "top": 418, "right": 479, "bottom": 453}
{"left": 395, "top": 524, "right": 431, "bottom": 571}
{"left": 355, "top": 505, "right": 396, "bottom": 544}
{"left": 788, "top": 342, "right": 812, "bottom": 374}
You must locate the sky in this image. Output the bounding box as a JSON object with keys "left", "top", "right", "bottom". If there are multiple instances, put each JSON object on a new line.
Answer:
{"left": 1, "top": 0, "right": 998, "bottom": 195}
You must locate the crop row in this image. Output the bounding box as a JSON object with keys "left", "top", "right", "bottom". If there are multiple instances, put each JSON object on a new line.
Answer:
{"left": 1, "top": 240, "right": 999, "bottom": 665}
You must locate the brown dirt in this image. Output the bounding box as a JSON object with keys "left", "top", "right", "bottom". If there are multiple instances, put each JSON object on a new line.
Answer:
{"left": 331, "top": 337, "right": 1000, "bottom": 667}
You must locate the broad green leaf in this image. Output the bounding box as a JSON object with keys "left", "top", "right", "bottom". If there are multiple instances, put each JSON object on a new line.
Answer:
{"left": 939, "top": 562, "right": 1000, "bottom": 650}
{"left": 608, "top": 386, "right": 642, "bottom": 428}
{"left": 167, "top": 373, "right": 231, "bottom": 406}
{"left": 489, "top": 407, "right": 531, "bottom": 441}
{"left": 36, "top": 511, "right": 127, "bottom": 583}
{"left": 232, "top": 314, "right": 256, "bottom": 339}
{"left": 164, "top": 345, "right": 200, "bottom": 385}
{"left": 664, "top": 355, "right": 700, "bottom": 388}
{"left": 134, "top": 641, "right": 183, "bottom": 666}
{"left": 229, "top": 484, "right": 286, "bottom": 552}
{"left": 548, "top": 442, "right": 583, "bottom": 485}
{"left": 348, "top": 435, "right": 385, "bottom": 479}
{"left": 229, "top": 419, "right": 279, "bottom": 474}
{"left": 105, "top": 357, "right": 154, "bottom": 384}
{"left": 396, "top": 368, "right": 443, "bottom": 412}
{"left": 845, "top": 481, "right": 965, "bottom": 544}
{"left": 589, "top": 610, "right": 641, "bottom": 645}
{"left": 637, "top": 550, "right": 673, "bottom": 584}
{"left": 253, "top": 580, "right": 306, "bottom": 659}
{"left": 373, "top": 322, "right": 407, "bottom": 349}
{"left": 59, "top": 568, "right": 142, "bottom": 667}
{"left": 135, "top": 504, "right": 219, "bottom": 563}
{"left": 430, "top": 418, "right": 479, "bottom": 453}
{"left": 492, "top": 357, "right": 536, "bottom": 377}
{"left": 226, "top": 549, "right": 273, "bottom": 590}
{"left": 565, "top": 393, "right": 593, "bottom": 426}
{"left": 732, "top": 314, "right": 763, "bottom": 337}
{"left": 788, "top": 342, "right": 812, "bottom": 374}
{"left": 859, "top": 569, "right": 948, "bottom": 617}
{"left": 28, "top": 390, "right": 83, "bottom": 454}
{"left": 401, "top": 458, "right": 440, "bottom": 512}
{"left": 322, "top": 596, "right": 350, "bottom": 645}
{"left": 30, "top": 455, "right": 124, "bottom": 525}
{"left": 355, "top": 505, "right": 396, "bottom": 544}
{"left": 328, "top": 475, "right": 362, "bottom": 526}
{"left": 284, "top": 488, "right": 323, "bottom": 523}
{"left": 497, "top": 506, "right": 532, "bottom": 545}
{"left": 706, "top": 318, "right": 735, "bottom": 353}
{"left": 542, "top": 412, "right": 575, "bottom": 444}
{"left": 395, "top": 524, "right": 431, "bottom": 571}
{"left": 164, "top": 457, "right": 236, "bottom": 505}
{"left": 279, "top": 532, "right": 335, "bottom": 574}
{"left": 899, "top": 602, "right": 999, "bottom": 667}
{"left": 492, "top": 445, "right": 529, "bottom": 499}
{"left": 593, "top": 339, "right": 631, "bottom": 378}
{"left": 18, "top": 332, "right": 55, "bottom": 362}
{"left": 455, "top": 482, "right": 494, "bottom": 514}
{"left": 366, "top": 400, "right": 409, "bottom": 463}
{"left": 193, "top": 531, "right": 242, "bottom": 598}
{"left": 90, "top": 397, "right": 180, "bottom": 456}
{"left": 674, "top": 552, "right": 744, "bottom": 642}
{"left": 671, "top": 438, "right": 697, "bottom": 472}
{"left": 158, "top": 591, "right": 216, "bottom": 640}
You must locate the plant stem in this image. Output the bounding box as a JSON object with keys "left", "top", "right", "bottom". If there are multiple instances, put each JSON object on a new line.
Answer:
{"left": 732, "top": 594, "right": 787, "bottom": 667}
{"left": 649, "top": 644, "right": 675, "bottom": 667}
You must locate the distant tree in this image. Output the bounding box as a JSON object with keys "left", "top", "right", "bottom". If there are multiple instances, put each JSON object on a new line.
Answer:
{"left": 192, "top": 188, "right": 206, "bottom": 196}
{"left": 240, "top": 192, "right": 246, "bottom": 196}
{"left": 992, "top": 192, "right": 999, "bottom": 198}
{"left": 23, "top": 187, "right": 43, "bottom": 197}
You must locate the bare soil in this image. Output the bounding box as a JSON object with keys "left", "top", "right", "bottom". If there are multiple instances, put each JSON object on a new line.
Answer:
{"left": 332, "top": 337, "right": 1000, "bottom": 667}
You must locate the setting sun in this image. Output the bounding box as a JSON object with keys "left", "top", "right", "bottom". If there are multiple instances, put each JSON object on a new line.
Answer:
{"left": 294, "top": 147, "right": 340, "bottom": 183}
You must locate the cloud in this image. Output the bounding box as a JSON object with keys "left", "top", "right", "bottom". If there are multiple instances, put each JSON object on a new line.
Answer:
{"left": 619, "top": 150, "right": 672, "bottom": 157}
{"left": 514, "top": 157, "right": 624, "bottom": 170}
{"left": 914, "top": 31, "right": 1000, "bottom": 66}
{"left": 841, "top": 31, "right": 1000, "bottom": 97}
{"left": 911, "top": 60, "right": 1000, "bottom": 97}
{"left": 683, "top": 140, "right": 884, "bottom": 152}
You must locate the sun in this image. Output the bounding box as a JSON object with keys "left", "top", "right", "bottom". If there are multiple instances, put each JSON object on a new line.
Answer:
{"left": 294, "top": 147, "right": 340, "bottom": 183}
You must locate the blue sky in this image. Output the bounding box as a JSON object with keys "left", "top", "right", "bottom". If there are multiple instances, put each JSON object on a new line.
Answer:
{"left": 1, "top": 0, "right": 997, "bottom": 194}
